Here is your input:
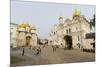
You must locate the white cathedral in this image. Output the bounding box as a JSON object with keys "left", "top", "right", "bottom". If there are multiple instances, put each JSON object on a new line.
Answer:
{"left": 48, "top": 10, "right": 94, "bottom": 49}
{"left": 10, "top": 23, "right": 37, "bottom": 48}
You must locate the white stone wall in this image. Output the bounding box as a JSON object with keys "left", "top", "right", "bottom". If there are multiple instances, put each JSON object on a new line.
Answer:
{"left": 83, "top": 39, "right": 94, "bottom": 49}
{"left": 10, "top": 23, "right": 18, "bottom": 48}
{"left": 17, "top": 32, "right": 26, "bottom": 47}
{"left": 10, "top": 23, "right": 38, "bottom": 48}
{"left": 31, "top": 34, "right": 37, "bottom": 47}
{"left": 48, "top": 16, "right": 91, "bottom": 49}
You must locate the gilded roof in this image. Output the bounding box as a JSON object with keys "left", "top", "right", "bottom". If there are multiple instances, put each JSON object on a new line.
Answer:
{"left": 73, "top": 9, "right": 80, "bottom": 17}
{"left": 17, "top": 23, "right": 36, "bottom": 32}
{"left": 19, "top": 24, "right": 28, "bottom": 28}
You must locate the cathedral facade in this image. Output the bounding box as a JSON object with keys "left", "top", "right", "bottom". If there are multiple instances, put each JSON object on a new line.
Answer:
{"left": 10, "top": 23, "right": 37, "bottom": 48}
{"left": 48, "top": 10, "right": 91, "bottom": 49}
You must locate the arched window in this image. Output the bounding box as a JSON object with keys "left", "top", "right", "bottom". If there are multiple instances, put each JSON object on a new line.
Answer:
{"left": 69, "top": 28, "right": 71, "bottom": 33}
{"left": 54, "top": 32, "right": 55, "bottom": 35}
{"left": 66, "top": 29, "right": 68, "bottom": 34}
{"left": 78, "top": 35, "right": 80, "bottom": 41}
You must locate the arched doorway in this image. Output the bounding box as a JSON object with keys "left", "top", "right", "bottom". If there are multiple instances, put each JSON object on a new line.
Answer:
{"left": 64, "top": 35, "right": 72, "bottom": 49}
{"left": 26, "top": 36, "right": 32, "bottom": 46}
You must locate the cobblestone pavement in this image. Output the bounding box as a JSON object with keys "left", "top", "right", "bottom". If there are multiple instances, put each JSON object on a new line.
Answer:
{"left": 10, "top": 45, "right": 95, "bottom": 66}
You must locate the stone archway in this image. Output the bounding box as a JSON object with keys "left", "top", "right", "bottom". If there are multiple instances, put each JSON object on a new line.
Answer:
{"left": 64, "top": 35, "right": 72, "bottom": 49}
{"left": 26, "top": 36, "right": 32, "bottom": 46}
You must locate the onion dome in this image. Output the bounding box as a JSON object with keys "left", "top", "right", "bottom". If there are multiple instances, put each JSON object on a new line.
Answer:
{"left": 19, "top": 24, "right": 27, "bottom": 28}
{"left": 30, "top": 27, "right": 36, "bottom": 34}
{"left": 19, "top": 24, "right": 30, "bottom": 28}
{"left": 65, "top": 19, "right": 71, "bottom": 22}
{"left": 25, "top": 24, "right": 30, "bottom": 28}
{"left": 73, "top": 9, "right": 80, "bottom": 17}
{"left": 59, "top": 16, "right": 63, "bottom": 20}
{"left": 30, "top": 27, "right": 36, "bottom": 30}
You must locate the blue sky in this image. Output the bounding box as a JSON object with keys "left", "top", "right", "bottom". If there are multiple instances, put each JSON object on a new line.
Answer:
{"left": 11, "top": 1, "right": 95, "bottom": 38}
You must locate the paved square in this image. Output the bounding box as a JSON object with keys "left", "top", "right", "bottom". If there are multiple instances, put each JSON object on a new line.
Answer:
{"left": 11, "top": 45, "right": 95, "bottom": 66}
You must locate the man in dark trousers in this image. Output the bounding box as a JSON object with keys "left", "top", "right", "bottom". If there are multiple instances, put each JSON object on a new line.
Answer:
{"left": 36, "top": 46, "right": 41, "bottom": 55}
{"left": 39, "top": 47, "right": 41, "bottom": 53}
{"left": 22, "top": 47, "right": 25, "bottom": 56}
{"left": 52, "top": 45, "right": 56, "bottom": 52}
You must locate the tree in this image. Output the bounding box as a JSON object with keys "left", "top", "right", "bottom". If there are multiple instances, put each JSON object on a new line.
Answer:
{"left": 90, "top": 14, "right": 95, "bottom": 29}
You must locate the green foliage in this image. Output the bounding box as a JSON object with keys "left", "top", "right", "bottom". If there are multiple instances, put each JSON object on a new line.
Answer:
{"left": 77, "top": 43, "right": 80, "bottom": 48}
{"left": 90, "top": 14, "right": 95, "bottom": 29}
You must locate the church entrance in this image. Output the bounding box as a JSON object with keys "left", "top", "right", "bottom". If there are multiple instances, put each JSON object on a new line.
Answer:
{"left": 26, "top": 36, "right": 32, "bottom": 46}
{"left": 64, "top": 35, "right": 73, "bottom": 49}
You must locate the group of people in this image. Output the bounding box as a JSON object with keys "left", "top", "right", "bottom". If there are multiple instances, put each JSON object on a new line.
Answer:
{"left": 21, "top": 46, "right": 42, "bottom": 56}
{"left": 21, "top": 45, "right": 59, "bottom": 56}
{"left": 36, "top": 47, "right": 41, "bottom": 55}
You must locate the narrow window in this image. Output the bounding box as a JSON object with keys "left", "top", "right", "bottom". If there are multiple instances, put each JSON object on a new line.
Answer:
{"left": 69, "top": 28, "right": 71, "bottom": 33}
{"left": 66, "top": 29, "right": 68, "bottom": 34}
{"left": 78, "top": 35, "right": 80, "bottom": 41}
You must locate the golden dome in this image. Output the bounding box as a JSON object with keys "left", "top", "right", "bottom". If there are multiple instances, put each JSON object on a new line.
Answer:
{"left": 25, "top": 24, "right": 30, "bottom": 27}
{"left": 19, "top": 24, "right": 30, "bottom": 28}
{"left": 19, "top": 24, "right": 26, "bottom": 28}
{"left": 73, "top": 9, "right": 80, "bottom": 17}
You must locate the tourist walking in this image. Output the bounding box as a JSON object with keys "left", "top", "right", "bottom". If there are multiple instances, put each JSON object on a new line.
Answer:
{"left": 22, "top": 47, "right": 25, "bottom": 56}
{"left": 39, "top": 47, "right": 41, "bottom": 53}
{"left": 52, "top": 45, "right": 56, "bottom": 52}
{"left": 36, "top": 46, "right": 41, "bottom": 55}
